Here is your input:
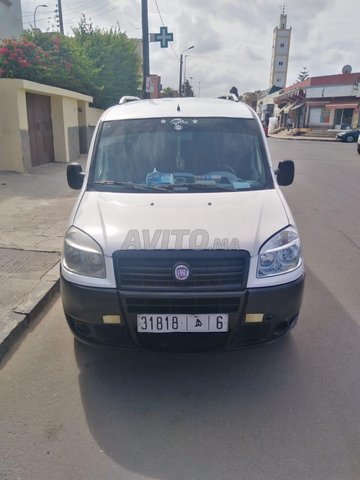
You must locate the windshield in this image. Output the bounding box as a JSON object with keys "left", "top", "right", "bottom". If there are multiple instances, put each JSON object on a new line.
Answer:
{"left": 89, "top": 117, "right": 273, "bottom": 192}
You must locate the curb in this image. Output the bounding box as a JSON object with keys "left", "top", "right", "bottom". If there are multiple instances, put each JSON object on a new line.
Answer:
{"left": 0, "top": 262, "right": 60, "bottom": 363}
{"left": 269, "top": 135, "right": 335, "bottom": 142}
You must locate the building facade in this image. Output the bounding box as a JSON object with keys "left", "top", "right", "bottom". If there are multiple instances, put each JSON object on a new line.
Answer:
{"left": 269, "top": 10, "right": 291, "bottom": 89}
{"left": 273, "top": 72, "right": 360, "bottom": 131}
{"left": 0, "top": 0, "right": 23, "bottom": 40}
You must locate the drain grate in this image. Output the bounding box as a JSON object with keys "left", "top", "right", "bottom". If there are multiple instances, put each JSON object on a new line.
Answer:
{"left": 0, "top": 248, "right": 60, "bottom": 275}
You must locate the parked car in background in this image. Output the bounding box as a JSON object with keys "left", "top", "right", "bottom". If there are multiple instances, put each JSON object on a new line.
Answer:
{"left": 336, "top": 128, "right": 360, "bottom": 143}
{"left": 357, "top": 133, "right": 360, "bottom": 154}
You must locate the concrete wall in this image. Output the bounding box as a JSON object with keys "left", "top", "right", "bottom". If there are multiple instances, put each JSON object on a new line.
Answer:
{"left": 0, "top": 80, "right": 29, "bottom": 172}
{"left": 87, "top": 106, "right": 104, "bottom": 126}
{"left": 78, "top": 105, "right": 103, "bottom": 154}
{"left": 51, "top": 96, "right": 80, "bottom": 162}
{"left": 0, "top": 79, "right": 93, "bottom": 172}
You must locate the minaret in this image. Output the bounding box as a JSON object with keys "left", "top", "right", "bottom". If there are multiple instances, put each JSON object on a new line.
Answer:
{"left": 269, "top": 4, "right": 291, "bottom": 88}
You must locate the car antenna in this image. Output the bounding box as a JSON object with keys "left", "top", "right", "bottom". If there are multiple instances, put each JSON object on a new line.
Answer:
{"left": 177, "top": 104, "right": 181, "bottom": 112}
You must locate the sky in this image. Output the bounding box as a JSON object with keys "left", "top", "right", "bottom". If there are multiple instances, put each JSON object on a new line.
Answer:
{"left": 21, "top": 0, "right": 360, "bottom": 97}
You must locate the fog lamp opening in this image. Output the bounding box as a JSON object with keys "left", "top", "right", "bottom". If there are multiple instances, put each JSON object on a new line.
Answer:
{"left": 103, "top": 315, "right": 122, "bottom": 325}
{"left": 245, "top": 313, "right": 264, "bottom": 323}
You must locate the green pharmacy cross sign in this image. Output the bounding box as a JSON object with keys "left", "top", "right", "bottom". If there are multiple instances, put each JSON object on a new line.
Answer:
{"left": 153, "top": 26, "right": 174, "bottom": 48}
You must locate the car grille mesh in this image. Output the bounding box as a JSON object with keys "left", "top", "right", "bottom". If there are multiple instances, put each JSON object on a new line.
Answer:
{"left": 113, "top": 250, "right": 249, "bottom": 290}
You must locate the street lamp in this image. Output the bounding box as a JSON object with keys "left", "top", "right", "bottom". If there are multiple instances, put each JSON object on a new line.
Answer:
{"left": 34, "top": 4, "right": 48, "bottom": 29}
{"left": 178, "top": 46, "right": 194, "bottom": 97}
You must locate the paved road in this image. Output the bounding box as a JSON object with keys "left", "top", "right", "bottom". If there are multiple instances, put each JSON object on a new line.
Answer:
{"left": 1, "top": 140, "right": 360, "bottom": 480}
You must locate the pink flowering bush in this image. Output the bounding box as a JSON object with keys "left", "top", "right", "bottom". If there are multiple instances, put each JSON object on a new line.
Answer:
{"left": 0, "top": 39, "right": 48, "bottom": 81}
{"left": 0, "top": 20, "right": 141, "bottom": 108}
{"left": 0, "top": 31, "right": 98, "bottom": 96}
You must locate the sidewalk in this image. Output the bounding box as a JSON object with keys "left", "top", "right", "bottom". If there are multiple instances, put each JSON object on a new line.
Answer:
{"left": 0, "top": 157, "right": 86, "bottom": 362}
{"left": 269, "top": 130, "right": 336, "bottom": 141}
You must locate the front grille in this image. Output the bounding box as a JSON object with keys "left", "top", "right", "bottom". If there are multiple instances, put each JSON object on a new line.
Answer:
{"left": 124, "top": 295, "right": 241, "bottom": 314}
{"left": 113, "top": 250, "right": 249, "bottom": 290}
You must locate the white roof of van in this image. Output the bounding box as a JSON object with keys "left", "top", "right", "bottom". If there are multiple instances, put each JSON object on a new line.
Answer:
{"left": 102, "top": 97, "right": 255, "bottom": 121}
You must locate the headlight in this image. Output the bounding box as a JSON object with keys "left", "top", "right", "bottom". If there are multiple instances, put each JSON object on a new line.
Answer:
{"left": 257, "top": 227, "right": 302, "bottom": 278}
{"left": 63, "top": 226, "right": 106, "bottom": 278}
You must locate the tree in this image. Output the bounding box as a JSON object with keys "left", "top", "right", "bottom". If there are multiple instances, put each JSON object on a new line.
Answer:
{"left": 182, "top": 79, "right": 194, "bottom": 97}
{"left": 21, "top": 29, "right": 99, "bottom": 96}
{"left": 0, "top": 17, "right": 142, "bottom": 109}
{"left": 161, "top": 87, "right": 178, "bottom": 98}
{"left": 297, "top": 67, "right": 309, "bottom": 82}
{"left": 71, "top": 16, "right": 141, "bottom": 108}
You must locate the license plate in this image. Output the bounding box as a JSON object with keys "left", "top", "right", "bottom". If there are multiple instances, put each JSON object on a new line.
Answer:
{"left": 137, "top": 314, "right": 228, "bottom": 333}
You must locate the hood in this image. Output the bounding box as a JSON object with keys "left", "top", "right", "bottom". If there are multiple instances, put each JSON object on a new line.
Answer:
{"left": 72, "top": 189, "right": 290, "bottom": 257}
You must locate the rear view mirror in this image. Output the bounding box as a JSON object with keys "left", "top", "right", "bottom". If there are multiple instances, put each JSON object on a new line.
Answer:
{"left": 67, "top": 163, "right": 85, "bottom": 190}
{"left": 276, "top": 160, "right": 294, "bottom": 186}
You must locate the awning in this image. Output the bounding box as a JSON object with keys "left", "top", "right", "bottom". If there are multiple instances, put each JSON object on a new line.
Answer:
{"left": 306, "top": 101, "right": 327, "bottom": 106}
{"left": 290, "top": 102, "right": 305, "bottom": 110}
{"left": 326, "top": 103, "right": 359, "bottom": 109}
{"left": 279, "top": 105, "right": 292, "bottom": 114}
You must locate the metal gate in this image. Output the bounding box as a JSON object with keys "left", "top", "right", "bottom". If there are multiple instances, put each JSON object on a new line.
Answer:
{"left": 26, "top": 93, "right": 55, "bottom": 166}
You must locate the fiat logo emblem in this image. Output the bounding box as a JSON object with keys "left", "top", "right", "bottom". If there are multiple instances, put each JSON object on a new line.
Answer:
{"left": 174, "top": 264, "right": 190, "bottom": 281}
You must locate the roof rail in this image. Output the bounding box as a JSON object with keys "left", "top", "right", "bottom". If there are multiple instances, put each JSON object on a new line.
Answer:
{"left": 119, "top": 96, "right": 141, "bottom": 105}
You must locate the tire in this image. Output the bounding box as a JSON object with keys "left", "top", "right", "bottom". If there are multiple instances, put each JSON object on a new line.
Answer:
{"left": 357, "top": 144, "right": 360, "bottom": 155}
{"left": 346, "top": 135, "right": 354, "bottom": 143}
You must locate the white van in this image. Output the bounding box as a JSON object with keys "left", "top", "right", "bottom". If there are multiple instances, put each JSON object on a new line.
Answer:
{"left": 61, "top": 97, "right": 304, "bottom": 352}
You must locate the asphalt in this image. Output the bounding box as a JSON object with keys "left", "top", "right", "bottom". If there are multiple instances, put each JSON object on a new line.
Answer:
{"left": 0, "top": 132, "right": 336, "bottom": 362}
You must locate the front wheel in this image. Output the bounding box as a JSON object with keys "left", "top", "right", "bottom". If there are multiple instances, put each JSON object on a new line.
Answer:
{"left": 357, "top": 144, "right": 360, "bottom": 154}
{"left": 346, "top": 135, "right": 354, "bottom": 143}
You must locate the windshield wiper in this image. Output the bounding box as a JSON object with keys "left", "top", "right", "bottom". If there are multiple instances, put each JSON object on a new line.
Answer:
{"left": 169, "top": 182, "right": 236, "bottom": 191}
{"left": 91, "top": 180, "right": 239, "bottom": 192}
{"left": 91, "top": 181, "right": 171, "bottom": 192}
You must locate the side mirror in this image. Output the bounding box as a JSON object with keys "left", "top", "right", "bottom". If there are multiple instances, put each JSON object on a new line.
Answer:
{"left": 275, "top": 160, "right": 294, "bottom": 186}
{"left": 67, "top": 163, "right": 85, "bottom": 190}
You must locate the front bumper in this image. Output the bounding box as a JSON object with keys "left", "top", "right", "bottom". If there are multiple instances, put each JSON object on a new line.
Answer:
{"left": 61, "top": 274, "right": 305, "bottom": 352}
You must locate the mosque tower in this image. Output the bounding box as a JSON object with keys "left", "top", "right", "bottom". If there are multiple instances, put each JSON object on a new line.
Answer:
{"left": 269, "top": 5, "right": 291, "bottom": 88}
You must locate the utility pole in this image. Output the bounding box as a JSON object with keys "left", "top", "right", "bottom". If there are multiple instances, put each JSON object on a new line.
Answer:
{"left": 141, "top": 0, "right": 150, "bottom": 99}
{"left": 178, "top": 54, "right": 183, "bottom": 97}
{"left": 56, "top": 0, "right": 64, "bottom": 34}
{"left": 178, "top": 46, "right": 194, "bottom": 97}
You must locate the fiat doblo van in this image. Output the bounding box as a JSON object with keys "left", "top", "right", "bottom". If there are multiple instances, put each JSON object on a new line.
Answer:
{"left": 61, "top": 97, "right": 305, "bottom": 352}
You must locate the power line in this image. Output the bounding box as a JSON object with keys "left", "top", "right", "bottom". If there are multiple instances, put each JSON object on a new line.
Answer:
{"left": 62, "top": 0, "right": 139, "bottom": 33}
{"left": 63, "top": 0, "right": 111, "bottom": 16}
{"left": 70, "top": 2, "right": 110, "bottom": 15}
